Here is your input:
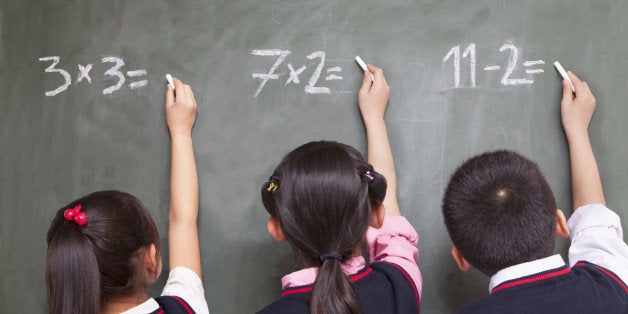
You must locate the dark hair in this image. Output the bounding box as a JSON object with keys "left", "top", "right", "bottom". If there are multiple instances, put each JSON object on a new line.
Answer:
{"left": 442, "top": 150, "right": 557, "bottom": 276}
{"left": 261, "top": 141, "right": 386, "bottom": 314}
{"left": 46, "top": 190, "right": 160, "bottom": 314}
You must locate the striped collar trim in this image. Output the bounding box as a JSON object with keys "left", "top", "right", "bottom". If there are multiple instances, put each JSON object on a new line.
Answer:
{"left": 489, "top": 254, "right": 568, "bottom": 293}
{"left": 281, "top": 267, "right": 373, "bottom": 297}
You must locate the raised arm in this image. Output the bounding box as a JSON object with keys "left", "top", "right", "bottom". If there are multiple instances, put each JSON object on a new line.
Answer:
{"left": 561, "top": 72, "right": 605, "bottom": 209}
{"left": 358, "top": 65, "right": 400, "bottom": 215}
{"left": 166, "top": 78, "right": 201, "bottom": 276}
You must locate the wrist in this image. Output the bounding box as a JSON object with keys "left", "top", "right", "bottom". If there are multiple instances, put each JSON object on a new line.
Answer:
{"left": 170, "top": 130, "right": 193, "bottom": 140}
{"left": 363, "top": 117, "right": 386, "bottom": 129}
{"left": 566, "top": 130, "right": 590, "bottom": 144}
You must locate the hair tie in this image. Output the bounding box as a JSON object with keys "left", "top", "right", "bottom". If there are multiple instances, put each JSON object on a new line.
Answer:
{"left": 63, "top": 204, "right": 87, "bottom": 226}
{"left": 267, "top": 182, "right": 279, "bottom": 192}
{"left": 362, "top": 171, "right": 374, "bottom": 182}
{"left": 319, "top": 252, "right": 342, "bottom": 262}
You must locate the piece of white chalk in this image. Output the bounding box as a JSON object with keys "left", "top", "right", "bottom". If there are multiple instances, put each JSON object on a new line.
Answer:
{"left": 355, "top": 56, "right": 374, "bottom": 81}
{"left": 553, "top": 62, "right": 575, "bottom": 92}
{"left": 165, "top": 74, "right": 175, "bottom": 90}
{"left": 355, "top": 56, "right": 368, "bottom": 71}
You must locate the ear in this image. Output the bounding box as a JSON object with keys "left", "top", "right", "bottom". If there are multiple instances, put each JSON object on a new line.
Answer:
{"left": 145, "top": 244, "right": 161, "bottom": 282}
{"left": 267, "top": 217, "right": 286, "bottom": 242}
{"left": 451, "top": 246, "right": 473, "bottom": 272}
{"left": 369, "top": 205, "right": 385, "bottom": 228}
{"left": 555, "top": 209, "right": 570, "bottom": 238}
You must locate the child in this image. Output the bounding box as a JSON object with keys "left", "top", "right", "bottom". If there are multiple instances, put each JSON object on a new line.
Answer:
{"left": 442, "top": 72, "right": 628, "bottom": 313}
{"left": 45, "top": 78, "right": 209, "bottom": 314}
{"left": 257, "top": 65, "right": 421, "bottom": 313}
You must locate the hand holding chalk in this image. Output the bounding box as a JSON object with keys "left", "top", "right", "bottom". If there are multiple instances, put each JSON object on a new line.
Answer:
{"left": 358, "top": 64, "right": 389, "bottom": 125}
{"left": 553, "top": 62, "right": 575, "bottom": 93}
{"left": 166, "top": 74, "right": 176, "bottom": 90}
{"left": 355, "top": 56, "right": 375, "bottom": 81}
{"left": 165, "top": 77, "right": 197, "bottom": 136}
{"left": 559, "top": 71, "right": 596, "bottom": 138}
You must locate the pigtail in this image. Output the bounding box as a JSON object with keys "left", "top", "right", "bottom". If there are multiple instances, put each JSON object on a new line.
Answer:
{"left": 261, "top": 141, "right": 385, "bottom": 314}
{"left": 46, "top": 224, "right": 100, "bottom": 314}
{"left": 310, "top": 259, "right": 361, "bottom": 314}
{"left": 46, "top": 191, "right": 162, "bottom": 313}
{"left": 357, "top": 165, "right": 387, "bottom": 209}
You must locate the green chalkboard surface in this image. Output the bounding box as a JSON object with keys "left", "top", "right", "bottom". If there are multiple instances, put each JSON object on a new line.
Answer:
{"left": 1, "top": 1, "right": 627, "bottom": 313}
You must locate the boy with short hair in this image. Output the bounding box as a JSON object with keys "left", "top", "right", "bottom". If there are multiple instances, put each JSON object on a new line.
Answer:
{"left": 442, "top": 72, "right": 628, "bottom": 313}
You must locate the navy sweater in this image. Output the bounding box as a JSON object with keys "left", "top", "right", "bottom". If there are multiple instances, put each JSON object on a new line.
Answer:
{"left": 460, "top": 261, "right": 628, "bottom": 313}
{"left": 257, "top": 262, "right": 420, "bottom": 314}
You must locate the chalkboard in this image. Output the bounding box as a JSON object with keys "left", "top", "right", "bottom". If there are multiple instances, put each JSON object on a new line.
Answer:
{"left": 1, "top": 1, "right": 627, "bottom": 313}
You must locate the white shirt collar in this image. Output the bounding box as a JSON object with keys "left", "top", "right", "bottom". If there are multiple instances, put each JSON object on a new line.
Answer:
{"left": 489, "top": 254, "right": 567, "bottom": 292}
{"left": 120, "top": 298, "right": 159, "bottom": 314}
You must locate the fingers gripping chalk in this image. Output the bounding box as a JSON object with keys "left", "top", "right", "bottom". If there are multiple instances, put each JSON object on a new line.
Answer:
{"left": 165, "top": 74, "right": 175, "bottom": 90}
{"left": 553, "top": 62, "right": 575, "bottom": 92}
{"left": 355, "top": 56, "right": 374, "bottom": 81}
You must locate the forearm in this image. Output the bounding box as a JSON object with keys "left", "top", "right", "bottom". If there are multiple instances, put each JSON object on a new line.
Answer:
{"left": 365, "top": 119, "right": 400, "bottom": 215}
{"left": 567, "top": 132, "right": 605, "bottom": 209}
{"left": 169, "top": 133, "right": 201, "bottom": 274}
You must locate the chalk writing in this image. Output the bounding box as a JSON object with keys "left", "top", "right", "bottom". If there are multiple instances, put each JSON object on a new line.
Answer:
{"left": 127, "top": 69, "right": 148, "bottom": 89}
{"left": 286, "top": 63, "right": 306, "bottom": 85}
{"left": 102, "top": 56, "right": 126, "bottom": 94}
{"left": 304, "top": 51, "right": 329, "bottom": 94}
{"left": 251, "top": 49, "right": 290, "bottom": 97}
{"left": 251, "top": 49, "right": 344, "bottom": 97}
{"left": 38, "top": 56, "right": 149, "bottom": 96}
{"left": 443, "top": 42, "right": 545, "bottom": 88}
{"left": 76, "top": 64, "right": 93, "bottom": 84}
{"left": 325, "top": 67, "right": 343, "bottom": 81}
{"left": 38, "top": 56, "right": 71, "bottom": 97}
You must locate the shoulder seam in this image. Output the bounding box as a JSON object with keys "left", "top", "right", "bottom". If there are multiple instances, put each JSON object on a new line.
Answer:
{"left": 374, "top": 262, "right": 421, "bottom": 311}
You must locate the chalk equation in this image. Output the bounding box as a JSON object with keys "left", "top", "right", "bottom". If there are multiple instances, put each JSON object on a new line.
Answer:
{"left": 442, "top": 43, "right": 545, "bottom": 88}
{"left": 38, "top": 56, "right": 148, "bottom": 97}
{"left": 251, "top": 49, "right": 344, "bottom": 97}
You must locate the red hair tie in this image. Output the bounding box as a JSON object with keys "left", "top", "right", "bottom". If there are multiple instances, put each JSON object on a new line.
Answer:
{"left": 63, "top": 204, "right": 87, "bottom": 226}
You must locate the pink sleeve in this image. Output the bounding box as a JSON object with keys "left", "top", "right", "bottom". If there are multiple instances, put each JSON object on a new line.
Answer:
{"left": 366, "top": 214, "right": 422, "bottom": 296}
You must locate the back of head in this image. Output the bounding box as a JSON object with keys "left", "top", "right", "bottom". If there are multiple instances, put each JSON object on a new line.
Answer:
{"left": 46, "top": 190, "right": 160, "bottom": 314}
{"left": 442, "top": 150, "right": 557, "bottom": 276}
{"left": 261, "top": 141, "right": 386, "bottom": 314}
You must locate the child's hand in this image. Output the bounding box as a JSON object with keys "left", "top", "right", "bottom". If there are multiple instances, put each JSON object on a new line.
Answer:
{"left": 561, "top": 71, "right": 596, "bottom": 138}
{"left": 358, "top": 65, "right": 390, "bottom": 126}
{"left": 166, "top": 78, "right": 197, "bottom": 136}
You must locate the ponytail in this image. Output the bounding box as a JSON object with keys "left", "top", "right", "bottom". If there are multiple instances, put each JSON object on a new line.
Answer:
{"left": 46, "top": 225, "right": 100, "bottom": 314}
{"left": 261, "top": 141, "right": 388, "bottom": 314}
{"left": 310, "top": 258, "right": 361, "bottom": 314}
{"left": 46, "top": 191, "right": 161, "bottom": 314}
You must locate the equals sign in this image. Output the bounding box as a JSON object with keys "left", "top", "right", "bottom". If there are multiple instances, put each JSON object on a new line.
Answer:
{"left": 127, "top": 69, "right": 148, "bottom": 89}
{"left": 523, "top": 60, "right": 545, "bottom": 74}
{"left": 325, "top": 67, "right": 343, "bottom": 80}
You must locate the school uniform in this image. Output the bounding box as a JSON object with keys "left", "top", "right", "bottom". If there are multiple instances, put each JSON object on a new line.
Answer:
{"left": 460, "top": 204, "right": 628, "bottom": 313}
{"left": 122, "top": 267, "right": 209, "bottom": 314}
{"left": 257, "top": 214, "right": 422, "bottom": 314}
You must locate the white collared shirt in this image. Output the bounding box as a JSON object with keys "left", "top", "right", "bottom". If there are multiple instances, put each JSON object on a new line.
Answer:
{"left": 489, "top": 204, "right": 628, "bottom": 292}
{"left": 567, "top": 204, "right": 628, "bottom": 286}
{"left": 489, "top": 254, "right": 566, "bottom": 292}
{"left": 122, "top": 267, "right": 209, "bottom": 314}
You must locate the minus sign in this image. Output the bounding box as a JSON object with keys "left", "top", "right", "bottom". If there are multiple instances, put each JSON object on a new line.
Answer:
{"left": 483, "top": 65, "right": 501, "bottom": 71}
